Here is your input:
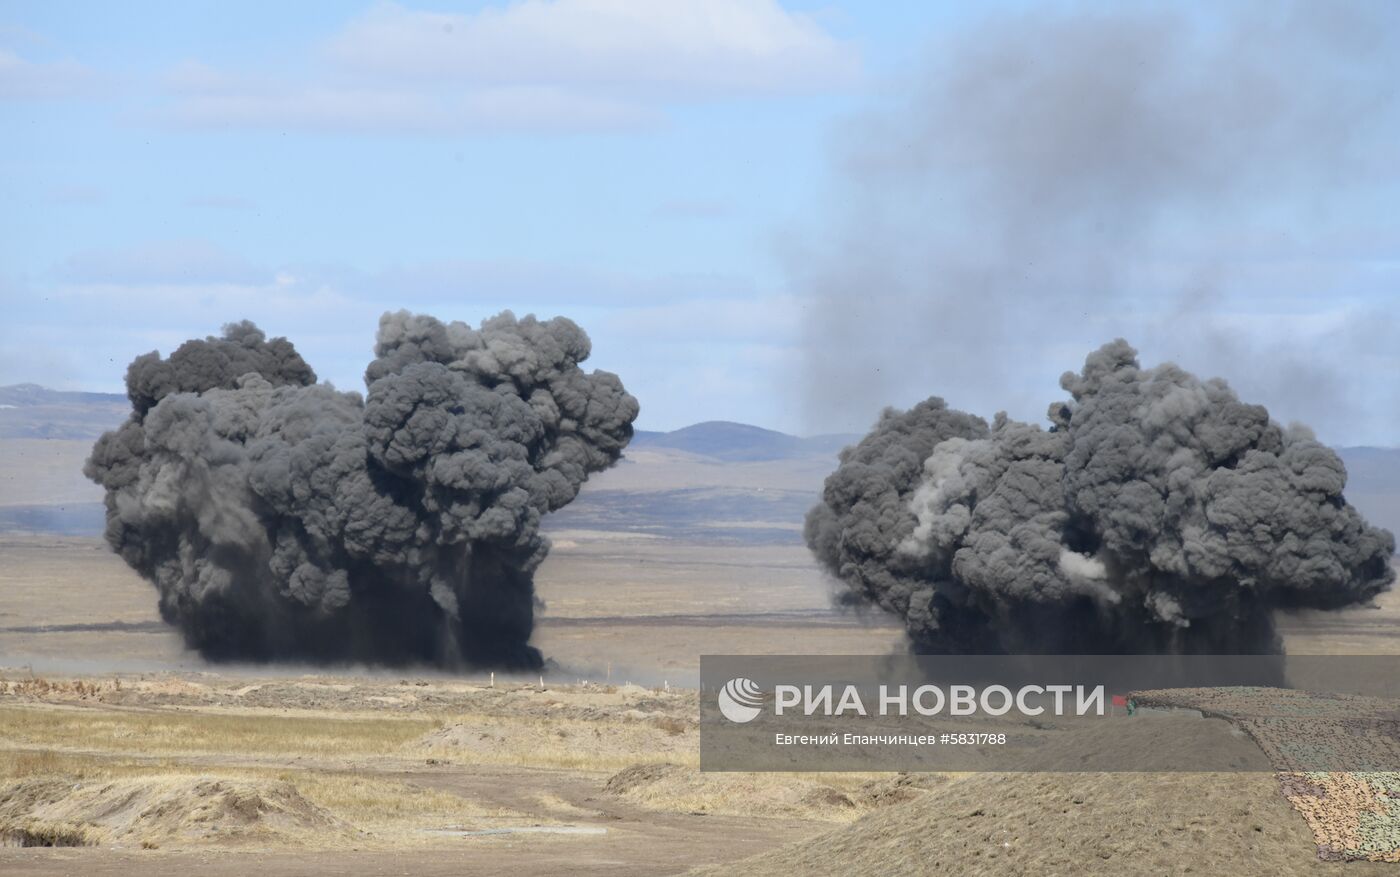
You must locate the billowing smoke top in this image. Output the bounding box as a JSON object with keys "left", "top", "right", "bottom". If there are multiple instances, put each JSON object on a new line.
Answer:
{"left": 86, "top": 311, "right": 639, "bottom": 670}
{"left": 806, "top": 341, "right": 1395, "bottom": 654}
{"left": 123, "top": 320, "right": 317, "bottom": 417}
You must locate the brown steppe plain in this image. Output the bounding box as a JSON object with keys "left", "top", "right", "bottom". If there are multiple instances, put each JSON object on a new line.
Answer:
{"left": 2, "top": 439, "right": 1399, "bottom": 875}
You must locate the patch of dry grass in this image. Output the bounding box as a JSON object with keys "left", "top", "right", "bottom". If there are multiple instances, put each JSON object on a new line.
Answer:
{"left": 289, "top": 771, "right": 539, "bottom": 835}
{"left": 0, "top": 701, "right": 696, "bottom": 774}
{"left": 0, "top": 749, "right": 545, "bottom": 849}
{"left": 603, "top": 763, "right": 937, "bottom": 822}
{"left": 419, "top": 714, "right": 698, "bottom": 771}
{"left": 0, "top": 703, "right": 437, "bottom": 760}
{"left": 0, "top": 674, "right": 706, "bottom": 773}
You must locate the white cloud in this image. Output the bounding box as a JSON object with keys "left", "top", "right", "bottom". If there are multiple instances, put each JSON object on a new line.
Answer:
{"left": 157, "top": 0, "right": 857, "bottom": 134}
{"left": 24, "top": 242, "right": 793, "bottom": 414}
{"left": 0, "top": 47, "right": 100, "bottom": 100}
{"left": 325, "top": 0, "right": 858, "bottom": 97}
{"left": 350, "top": 259, "right": 754, "bottom": 307}
{"left": 15, "top": 278, "right": 376, "bottom": 394}
{"left": 162, "top": 80, "right": 658, "bottom": 136}
{"left": 162, "top": 60, "right": 654, "bottom": 132}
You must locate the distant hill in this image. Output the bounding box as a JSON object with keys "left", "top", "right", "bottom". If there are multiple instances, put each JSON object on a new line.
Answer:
{"left": 0, "top": 384, "right": 126, "bottom": 408}
{"left": 0, "top": 383, "right": 127, "bottom": 440}
{"left": 631, "top": 421, "right": 857, "bottom": 462}
{"left": 0, "top": 385, "right": 1394, "bottom": 545}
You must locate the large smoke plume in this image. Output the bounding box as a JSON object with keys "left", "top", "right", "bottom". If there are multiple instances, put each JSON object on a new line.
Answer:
{"left": 793, "top": 2, "right": 1400, "bottom": 443}
{"left": 806, "top": 341, "right": 1395, "bottom": 654}
{"left": 86, "top": 311, "right": 638, "bottom": 669}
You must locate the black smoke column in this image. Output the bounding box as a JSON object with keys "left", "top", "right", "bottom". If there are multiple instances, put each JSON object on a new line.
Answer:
{"left": 806, "top": 341, "right": 1395, "bottom": 654}
{"left": 86, "top": 311, "right": 639, "bottom": 670}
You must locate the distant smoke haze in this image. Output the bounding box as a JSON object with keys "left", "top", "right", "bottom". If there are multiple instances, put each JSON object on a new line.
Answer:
{"left": 791, "top": 1, "right": 1400, "bottom": 443}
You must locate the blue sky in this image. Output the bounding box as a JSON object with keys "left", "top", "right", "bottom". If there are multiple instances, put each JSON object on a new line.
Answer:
{"left": 2, "top": 1, "right": 1398, "bottom": 444}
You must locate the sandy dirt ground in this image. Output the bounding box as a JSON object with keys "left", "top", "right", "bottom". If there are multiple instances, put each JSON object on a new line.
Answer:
{"left": 0, "top": 532, "right": 906, "bottom": 684}
{"left": 1, "top": 536, "right": 1398, "bottom": 874}
{"left": 0, "top": 531, "right": 906, "bottom": 873}
{"left": 0, "top": 672, "right": 907, "bottom": 874}
{"left": 687, "top": 771, "right": 1400, "bottom": 877}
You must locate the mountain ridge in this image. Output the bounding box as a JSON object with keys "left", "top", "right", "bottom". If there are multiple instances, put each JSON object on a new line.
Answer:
{"left": 0, "top": 384, "right": 129, "bottom": 439}
{"left": 2, "top": 383, "right": 1395, "bottom": 457}
{"left": 631, "top": 420, "right": 858, "bottom": 462}
{"left": 0, "top": 383, "right": 126, "bottom": 407}
{"left": 0, "top": 385, "right": 1396, "bottom": 542}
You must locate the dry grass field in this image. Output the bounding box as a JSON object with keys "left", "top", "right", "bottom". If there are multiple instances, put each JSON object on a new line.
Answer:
{"left": 0, "top": 531, "right": 906, "bottom": 682}
{"left": 1, "top": 532, "right": 1397, "bottom": 874}
{"left": 0, "top": 671, "right": 906, "bottom": 874}
{"left": 0, "top": 524, "right": 912, "bottom": 874}
{"left": 0, "top": 440, "right": 100, "bottom": 508}
{"left": 1, "top": 427, "right": 1398, "bottom": 874}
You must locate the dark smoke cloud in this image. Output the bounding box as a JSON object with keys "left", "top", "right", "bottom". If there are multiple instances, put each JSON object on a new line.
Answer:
{"left": 86, "top": 311, "right": 638, "bottom": 669}
{"left": 792, "top": 2, "right": 1400, "bottom": 441}
{"left": 806, "top": 341, "right": 1395, "bottom": 654}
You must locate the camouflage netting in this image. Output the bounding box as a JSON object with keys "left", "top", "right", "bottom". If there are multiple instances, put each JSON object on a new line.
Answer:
{"left": 1132, "top": 687, "right": 1400, "bottom": 862}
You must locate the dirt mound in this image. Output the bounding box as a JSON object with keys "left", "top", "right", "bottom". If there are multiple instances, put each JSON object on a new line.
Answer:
{"left": 604, "top": 762, "right": 686, "bottom": 795}
{"left": 604, "top": 763, "right": 935, "bottom": 822}
{"left": 687, "top": 771, "right": 1400, "bottom": 876}
{"left": 0, "top": 775, "right": 349, "bottom": 848}
{"left": 418, "top": 715, "right": 694, "bottom": 769}
{"left": 852, "top": 773, "right": 950, "bottom": 808}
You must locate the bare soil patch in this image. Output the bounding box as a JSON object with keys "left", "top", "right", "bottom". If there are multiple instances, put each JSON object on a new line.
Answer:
{"left": 0, "top": 775, "right": 347, "bottom": 849}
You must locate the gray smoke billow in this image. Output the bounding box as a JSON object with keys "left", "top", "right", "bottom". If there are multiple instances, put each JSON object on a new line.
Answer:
{"left": 794, "top": 2, "right": 1400, "bottom": 441}
{"left": 85, "top": 311, "right": 638, "bottom": 669}
{"left": 806, "top": 341, "right": 1395, "bottom": 654}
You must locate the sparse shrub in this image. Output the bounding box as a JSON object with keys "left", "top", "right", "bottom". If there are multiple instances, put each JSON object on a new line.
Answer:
{"left": 11, "top": 750, "right": 63, "bottom": 778}
{"left": 653, "top": 716, "right": 689, "bottom": 737}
